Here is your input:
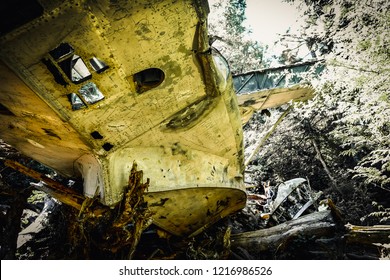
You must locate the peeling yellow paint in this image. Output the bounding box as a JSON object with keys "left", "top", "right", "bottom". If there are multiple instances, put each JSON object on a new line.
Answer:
{"left": 0, "top": 0, "right": 245, "bottom": 236}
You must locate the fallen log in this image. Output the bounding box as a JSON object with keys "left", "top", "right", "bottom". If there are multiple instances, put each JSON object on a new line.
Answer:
{"left": 344, "top": 224, "right": 390, "bottom": 245}
{"left": 230, "top": 205, "right": 390, "bottom": 260}
{"left": 230, "top": 210, "right": 339, "bottom": 259}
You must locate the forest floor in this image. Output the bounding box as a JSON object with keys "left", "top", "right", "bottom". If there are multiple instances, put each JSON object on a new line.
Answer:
{"left": 1, "top": 111, "right": 389, "bottom": 260}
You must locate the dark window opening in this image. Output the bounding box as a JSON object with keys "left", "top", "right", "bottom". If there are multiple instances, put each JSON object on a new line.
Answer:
{"left": 59, "top": 55, "right": 92, "bottom": 84}
{"left": 91, "top": 131, "right": 104, "bottom": 139}
{"left": 49, "top": 43, "right": 92, "bottom": 84}
{"left": 67, "top": 93, "right": 86, "bottom": 110}
{"left": 49, "top": 43, "right": 74, "bottom": 61}
{"left": 90, "top": 57, "right": 109, "bottom": 73}
{"left": 133, "top": 68, "right": 164, "bottom": 93}
{"left": 78, "top": 82, "right": 104, "bottom": 104}
{"left": 42, "top": 58, "right": 68, "bottom": 87}
{"left": 0, "top": 103, "right": 15, "bottom": 116}
{"left": 102, "top": 142, "right": 114, "bottom": 151}
{"left": 0, "top": 0, "right": 44, "bottom": 36}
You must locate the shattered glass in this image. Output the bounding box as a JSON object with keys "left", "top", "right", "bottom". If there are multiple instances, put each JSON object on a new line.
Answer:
{"left": 59, "top": 55, "right": 92, "bottom": 84}
{"left": 68, "top": 93, "right": 86, "bottom": 110}
{"left": 90, "top": 57, "right": 109, "bottom": 73}
{"left": 78, "top": 82, "right": 104, "bottom": 104}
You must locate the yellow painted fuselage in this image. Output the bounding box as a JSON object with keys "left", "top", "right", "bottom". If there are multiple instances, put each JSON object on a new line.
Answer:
{"left": 0, "top": 0, "right": 245, "bottom": 236}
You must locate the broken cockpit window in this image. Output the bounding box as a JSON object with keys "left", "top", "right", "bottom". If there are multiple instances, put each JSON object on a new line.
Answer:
{"left": 49, "top": 43, "right": 74, "bottom": 60}
{"left": 67, "top": 93, "right": 86, "bottom": 110}
{"left": 47, "top": 43, "right": 107, "bottom": 109}
{"left": 78, "top": 82, "right": 104, "bottom": 104}
{"left": 58, "top": 54, "right": 92, "bottom": 84}
{"left": 49, "top": 43, "right": 92, "bottom": 84}
{"left": 90, "top": 57, "right": 109, "bottom": 73}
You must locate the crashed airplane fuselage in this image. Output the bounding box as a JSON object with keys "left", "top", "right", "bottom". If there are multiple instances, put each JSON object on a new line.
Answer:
{"left": 0, "top": 0, "right": 246, "bottom": 236}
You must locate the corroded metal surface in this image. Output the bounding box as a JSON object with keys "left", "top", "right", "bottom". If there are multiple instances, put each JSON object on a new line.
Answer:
{"left": 0, "top": 0, "right": 245, "bottom": 236}
{"left": 146, "top": 187, "right": 246, "bottom": 236}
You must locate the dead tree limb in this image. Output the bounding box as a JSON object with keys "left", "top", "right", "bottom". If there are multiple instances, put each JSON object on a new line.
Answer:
{"left": 344, "top": 224, "right": 390, "bottom": 245}
{"left": 245, "top": 105, "right": 292, "bottom": 166}
{"left": 3, "top": 159, "right": 109, "bottom": 216}
{"left": 230, "top": 203, "right": 389, "bottom": 259}
{"left": 310, "top": 138, "right": 340, "bottom": 193}
{"left": 231, "top": 210, "right": 337, "bottom": 257}
{"left": 4, "top": 159, "right": 85, "bottom": 210}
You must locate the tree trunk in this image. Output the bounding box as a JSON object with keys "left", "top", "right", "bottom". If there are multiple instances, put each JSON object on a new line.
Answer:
{"left": 230, "top": 208, "right": 390, "bottom": 259}
{"left": 344, "top": 224, "right": 390, "bottom": 245}
{"left": 231, "top": 210, "right": 339, "bottom": 259}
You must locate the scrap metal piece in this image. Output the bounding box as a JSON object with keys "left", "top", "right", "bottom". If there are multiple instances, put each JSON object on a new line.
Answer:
{"left": 268, "top": 178, "right": 322, "bottom": 224}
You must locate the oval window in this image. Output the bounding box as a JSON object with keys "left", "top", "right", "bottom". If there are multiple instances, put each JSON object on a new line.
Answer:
{"left": 133, "top": 68, "right": 165, "bottom": 94}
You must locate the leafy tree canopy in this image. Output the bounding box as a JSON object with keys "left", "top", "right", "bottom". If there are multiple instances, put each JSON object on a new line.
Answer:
{"left": 292, "top": 0, "right": 390, "bottom": 188}
{"left": 242, "top": 0, "right": 389, "bottom": 223}
{"left": 208, "top": 0, "right": 265, "bottom": 73}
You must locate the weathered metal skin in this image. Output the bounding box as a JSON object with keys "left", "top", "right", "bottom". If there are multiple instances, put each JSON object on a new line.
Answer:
{"left": 0, "top": 0, "right": 246, "bottom": 236}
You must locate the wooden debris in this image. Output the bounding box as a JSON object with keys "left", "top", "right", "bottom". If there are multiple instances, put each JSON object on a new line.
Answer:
{"left": 3, "top": 159, "right": 389, "bottom": 259}
{"left": 110, "top": 162, "right": 152, "bottom": 258}
{"left": 4, "top": 159, "right": 109, "bottom": 217}
{"left": 230, "top": 197, "right": 389, "bottom": 260}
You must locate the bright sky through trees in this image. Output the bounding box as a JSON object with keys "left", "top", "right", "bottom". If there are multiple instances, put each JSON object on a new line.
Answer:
{"left": 244, "top": 0, "right": 308, "bottom": 62}
{"left": 244, "top": 0, "right": 301, "bottom": 47}
{"left": 208, "top": 0, "right": 307, "bottom": 63}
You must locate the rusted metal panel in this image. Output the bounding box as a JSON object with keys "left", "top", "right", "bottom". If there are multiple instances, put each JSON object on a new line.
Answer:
{"left": 0, "top": 0, "right": 245, "bottom": 236}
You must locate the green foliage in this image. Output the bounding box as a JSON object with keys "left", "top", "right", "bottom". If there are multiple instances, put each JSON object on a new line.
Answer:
{"left": 361, "top": 201, "right": 390, "bottom": 224}
{"left": 244, "top": 0, "right": 390, "bottom": 223}
{"left": 208, "top": 0, "right": 265, "bottom": 73}
{"left": 224, "top": 0, "right": 247, "bottom": 35}
{"left": 27, "top": 190, "right": 46, "bottom": 204}
{"left": 279, "top": 0, "right": 390, "bottom": 190}
{"left": 208, "top": 0, "right": 389, "bottom": 223}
